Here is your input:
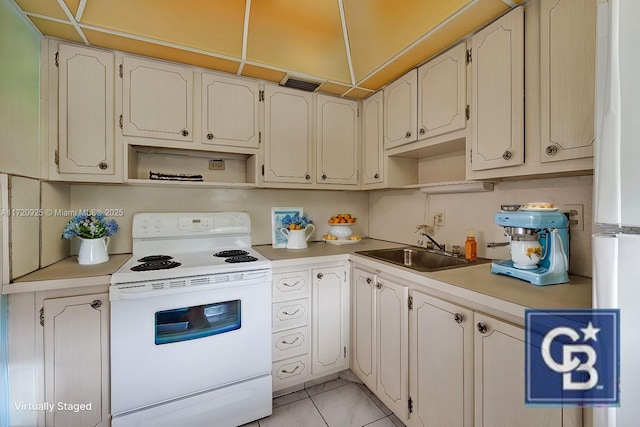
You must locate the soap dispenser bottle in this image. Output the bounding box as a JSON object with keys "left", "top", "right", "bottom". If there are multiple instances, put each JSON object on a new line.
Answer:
{"left": 465, "top": 230, "right": 477, "bottom": 262}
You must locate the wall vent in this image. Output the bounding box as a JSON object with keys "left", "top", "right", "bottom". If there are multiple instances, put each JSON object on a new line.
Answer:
{"left": 280, "top": 75, "right": 322, "bottom": 92}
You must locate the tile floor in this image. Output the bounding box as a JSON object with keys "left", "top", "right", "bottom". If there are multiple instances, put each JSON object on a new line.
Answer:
{"left": 241, "top": 376, "right": 405, "bottom": 427}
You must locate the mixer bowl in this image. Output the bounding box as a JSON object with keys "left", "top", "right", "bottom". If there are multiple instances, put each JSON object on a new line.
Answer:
{"left": 511, "top": 240, "right": 542, "bottom": 269}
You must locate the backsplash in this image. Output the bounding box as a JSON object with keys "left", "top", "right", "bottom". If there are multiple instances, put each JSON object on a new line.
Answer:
{"left": 369, "top": 175, "right": 593, "bottom": 277}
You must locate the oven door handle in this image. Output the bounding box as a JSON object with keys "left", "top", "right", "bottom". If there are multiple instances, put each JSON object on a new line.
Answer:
{"left": 110, "top": 274, "right": 270, "bottom": 301}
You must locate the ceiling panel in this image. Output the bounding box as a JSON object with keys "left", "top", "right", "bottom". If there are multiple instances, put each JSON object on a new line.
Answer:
{"left": 14, "top": 0, "right": 68, "bottom": 20}
{"left": 80, "top": 0, "right": 246, "bottom": 58}
{"left": 61, "top": 0, "right": 81, "bottom": 17}
{"left": 247, "top": 0, "right": 350, "bottom": 83}
{"left": 241, "top": 64, "right": 287, "bottom": 83}
{"left": 27, "top": 16, "right": 84, "bottom": 43}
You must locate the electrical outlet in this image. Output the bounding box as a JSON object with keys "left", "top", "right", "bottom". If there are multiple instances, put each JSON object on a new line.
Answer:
{"left": 434, "top": 211, "right": 446, "bottom": 227}
{"left": 209, "top": 159, "right": 225, "bottom": 170}
{"left": 562, "top": 204, "right": 584, "bottom": 231}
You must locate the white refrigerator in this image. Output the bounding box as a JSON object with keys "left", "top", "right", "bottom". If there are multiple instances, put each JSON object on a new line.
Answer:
{"left": 592, "top": 1, "right": 640, "bottom": 426}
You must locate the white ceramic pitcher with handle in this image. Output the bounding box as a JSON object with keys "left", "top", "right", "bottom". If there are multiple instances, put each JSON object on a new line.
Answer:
{"left": 280, "top": 224, "right": 315, "bottom": 249}
{"left": 77, "top": 236, "right": 110, "bottom": 265}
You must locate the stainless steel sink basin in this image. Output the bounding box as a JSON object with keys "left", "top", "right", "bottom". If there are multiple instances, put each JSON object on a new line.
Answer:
{"left": 356, "top": 247, "right": 490, "bottom": 272}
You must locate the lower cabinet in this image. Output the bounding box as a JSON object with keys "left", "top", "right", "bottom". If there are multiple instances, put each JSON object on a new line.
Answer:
{"left": 351, "top": 268, "right": 409, "bottom": 421}
{"left": 42, "top": 292, "right": 110, "bottom": 427}
{"left": 271, "top": 261, "right": 349, "bottom": 392}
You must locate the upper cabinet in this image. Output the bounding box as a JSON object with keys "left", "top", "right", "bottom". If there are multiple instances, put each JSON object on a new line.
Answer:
{"left": 417, "top": 42, "right": 467, "bottom": 140}
{"left": 469, "top": 7, "right": 524, "bottom": 171}
{"left": 201, "top": 73, "right": 260, "bottom": 149}
{"left": 539, "top": 0, "right": 596, "bottom": 162}
{"left": 316, "top": 95, "right": 359, "bottom": 185}
{"left": 263, "top": 85, "right": 314, "bottom": 184}
{"left": 362, "top": 92, "right": 384, "bottom": 186}
{"left": 384, "top": 69, "right": 418, "bottom": 149}
{"left": 121, "top": 57, "right": 193, "bottom": 142}
{"left": 50, "top": 43, "right": 121, "bottom": 182}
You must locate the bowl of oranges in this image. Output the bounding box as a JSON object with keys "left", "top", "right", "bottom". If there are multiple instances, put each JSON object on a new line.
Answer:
{"left": 327, "top": 213, "right": 357, "bottom": 240}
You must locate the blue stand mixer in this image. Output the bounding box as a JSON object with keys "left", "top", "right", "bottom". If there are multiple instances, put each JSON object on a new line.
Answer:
{"left": 491, "top": 210, "right": 569, "bottom": 285}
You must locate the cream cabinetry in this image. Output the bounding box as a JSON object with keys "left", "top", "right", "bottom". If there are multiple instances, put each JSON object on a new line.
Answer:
{"left": 351, "top": 268, "right": 409, "bottom": 421}
{"left": 469, "top": 6, "right": 524, "bottom": 171}
{"left": 539, "top": 0, "right": 596, "bottom": 162}
{"left": 410, "top": 291, "right": 473, "bottom": 427}
{"left": 383, "top": 69, "right": 418, "bottom": 149}
{"left": 316, "top": 95, "right": 359, "bottom": 185}
{"left": 121, "top": 56, "right": 193, "bottom": 142}
{"left": 42, "top": 292, "right": 110, "bottom": 427}
{"left": 263, "top": 85, "right": 314, "bottom": 185}
{"left": 48, "top": 42, "right": 121, "bottom": 182}
{"left": 271, "top": 260, "right": 349, "bottom": 391}
{"left": 362, "top": 92, "right": 384, "bottom": 186}
{"left": 201, "top": 73, "right": 260, "bottom": 149}
{"left": 473, "top": 313, "right": 577, "bottom": 427}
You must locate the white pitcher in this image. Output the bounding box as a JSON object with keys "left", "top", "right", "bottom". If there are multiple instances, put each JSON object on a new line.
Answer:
{"left": 280, "top": 224, "right": 315, "bottom": 250}
{"left": 78, "top": 236, "right": 110, "bottom": 265}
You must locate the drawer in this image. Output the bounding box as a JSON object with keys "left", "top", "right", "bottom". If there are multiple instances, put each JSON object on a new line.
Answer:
{"left": 272, "top": 355, "right": 310, "bottom": 391}
{"left": 272, "top": 326, "right": 308, "bottom": 362}
{"left": 272, "top": 298, "right": 309, "bottom": 332}
{"left": 273, "top": 270, "right": 310, "bottom": 301}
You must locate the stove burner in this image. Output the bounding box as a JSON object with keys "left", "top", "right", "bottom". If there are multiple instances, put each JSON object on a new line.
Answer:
{"left": 224, "top": 255, "right": 258, "bottom": 263}
{"left": 214, "top": 250, "right": 249, "bottom": 258}
{"left": 137, "top": 255, "right": 173, "bottom": 262}
{"left": 131, "top": 260, "right": 182, "bottom": 271}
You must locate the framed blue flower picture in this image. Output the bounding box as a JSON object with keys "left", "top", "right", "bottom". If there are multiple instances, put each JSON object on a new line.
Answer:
{"left": 271, "top": 207, "right": 303, "bottom": 248}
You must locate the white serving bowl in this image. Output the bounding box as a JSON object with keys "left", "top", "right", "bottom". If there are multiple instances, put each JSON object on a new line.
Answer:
{"left": 511, "top": 240, "right": 542, "bottom": 269}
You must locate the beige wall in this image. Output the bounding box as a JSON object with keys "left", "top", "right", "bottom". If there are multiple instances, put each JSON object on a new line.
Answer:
{"left": 0, "top": 0, "right": 41, "bottom": 178}
{"left": 369, "top": 175, "right": 593, "bottom": 277}
{"left": 66, "top": 185, "right": 369, "bottom": 254}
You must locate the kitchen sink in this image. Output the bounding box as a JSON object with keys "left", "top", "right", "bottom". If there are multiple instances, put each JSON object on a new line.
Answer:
{"left": 356, "top": 247, "right": 490, "bottom": 272}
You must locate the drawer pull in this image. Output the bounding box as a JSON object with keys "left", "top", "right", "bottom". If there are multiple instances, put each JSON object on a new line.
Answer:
{"left": 282, "top": 281, "right": 300, "bottom": 288}
{"left": 281, "top": 365, "right": 300, "bottom": 374}
{"left": 282, "top": 309, "right": 300, "bottom": 316}
{"left": 281, "top": 337, "right": 300, "bottom": 345}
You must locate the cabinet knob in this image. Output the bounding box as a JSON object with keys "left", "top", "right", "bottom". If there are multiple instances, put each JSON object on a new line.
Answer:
{"left": 419, "top": 127, "right": 426, "bottom": 135}
{"left": 90, "top": 300, "right": 103, "bottom": 309}
{"left": 305, "top": 174, "right": 311, "bottom": 181}
{"left": 502, "top": 150, "right": 513, "bottom": 161}
{"left": 374, "top": 173, "right": 380, "bottom": 179}
{"left": 181, "top": 129, "right": 189, "bottom": 137}
{"left": 545, "top": 145, "right": 558, "bottom": 156}
{"left": 405, "top": 131, "right": 412, "bottom": 138}
{"left": 98, "top": 162, "right": 108, "bottom": 170}
{"left": 376, "top": 283, "right": 382, "bottom": 290}
{"left": 207, "top": 132, "right": 214, "bottom": 140}
{"left": 322, "top": 173, "right": 327, "bottom": 180}
{"left": 317, "top": 273, "right": 323, "bottom": 279}
{"left": 477, "top": 322, "right": 488, "bottom": 334}
{"left": 366, "top": 277, "right": 372, "bottom": 284}
{"left": 454, "top": 313, "right": 464, "bottom": 323}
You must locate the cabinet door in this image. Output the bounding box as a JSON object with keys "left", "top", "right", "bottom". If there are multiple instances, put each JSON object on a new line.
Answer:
{"left": 122, "top": 56, "right": 193, "bottom": 141}
{"left": 384, "top": 69, "right": 417, "bottom": 149}
{"left": 311, "top": 266, "right": 348, "bottom": 375}
{"left": 362, "top": 92, "right": 384, "bottom": 185}
{"left": 377, "top": 276, "right": 409, "bottom": 419}
{"left": 263, "top": 85, "right": 313, "bottom": 183}
{"left": 201, "top": 73, "right": 259, "bottom": 149}
{"left": 470, "top": 7, "right": 524, "bottom": 171}
{"left": 351, "top": 268, "right": 377, "bottom": 391}
{"left": 316, "top": 95, "right": 359, "bottom": 185}
{"left": 474, "top": 313, "right": 562, "bottom": 427}
{"left": 410, "top": 292, "right": 473, "bottom": 427}
{"left": 417, "top": 42, "right": 467, "bottom": 139}
{"left": 540, "top": 0, "right": 596, "bottom": 162}
{"left": 57, "top": 44, "right": 115, "bottom": 176}
{"left": 43, "top": 293, "right": 109, "bottom": 427}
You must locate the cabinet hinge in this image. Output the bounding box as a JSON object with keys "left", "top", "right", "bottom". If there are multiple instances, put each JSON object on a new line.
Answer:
{"left": 261, "top": 164, "right": 265, "bottom": 176}
{"left": 54, "top": 149, "right": 59, "bottom": 165}
{"left": 469, "top": 149, "right": 473, "bottom": 164}
{"left": 119, "top": 114, "right": 123, "bottom": 130}
{"left": 408, "top": 295, "right": 413, "bottom": 311}
{"left": 259, "top": 90, "right": 264, "bottom": 102}
{"left": 39, "top": 307, "right": 44, "bottom": 327}
{"left": 119, "top": 64, "right": 123, "bottom": 78}
{"left": 54, "top": 52, "right": 59, "bottom": 67}
{"left": 344, "top": 271, "right": 347, "bottom": 281}
{"left": 465, "top": 105, "right": 470, "bottom": 121}
{"left": 408, "top": 396, "right": 413, "bottom": 414}
{"left": 344, "top": 346, "right": 347, "bottom": 358}
{"left": 357, "top": 107, "right": 360, "bottom": 118}
{"left": 466, "top": 48, "right": 472, "bottom": 64}
{"left": 259, "top": 131, "right": 262, "bottom": 144}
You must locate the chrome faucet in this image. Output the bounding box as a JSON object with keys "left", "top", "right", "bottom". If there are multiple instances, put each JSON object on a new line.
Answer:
{"left": 420, "top": 231, "right": 447, "bottom": 253}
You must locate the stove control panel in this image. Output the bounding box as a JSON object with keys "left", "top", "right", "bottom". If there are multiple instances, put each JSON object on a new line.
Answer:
{"left": 133, "top": 212, "right": 251, "bottom": 238}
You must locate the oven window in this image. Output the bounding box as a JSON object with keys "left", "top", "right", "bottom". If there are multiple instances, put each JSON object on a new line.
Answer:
{"left": 155, "top": 300, "right": 241, "bottom": 345}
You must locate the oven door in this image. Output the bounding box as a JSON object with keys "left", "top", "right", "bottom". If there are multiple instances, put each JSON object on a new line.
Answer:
{"left": 110, "top": 270, "right": 271, "bottom": 416}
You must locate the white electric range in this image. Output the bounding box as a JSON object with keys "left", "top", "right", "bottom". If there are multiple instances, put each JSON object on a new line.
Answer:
{"left": 110, "top": 212, "right": 272, "bottom": 427}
